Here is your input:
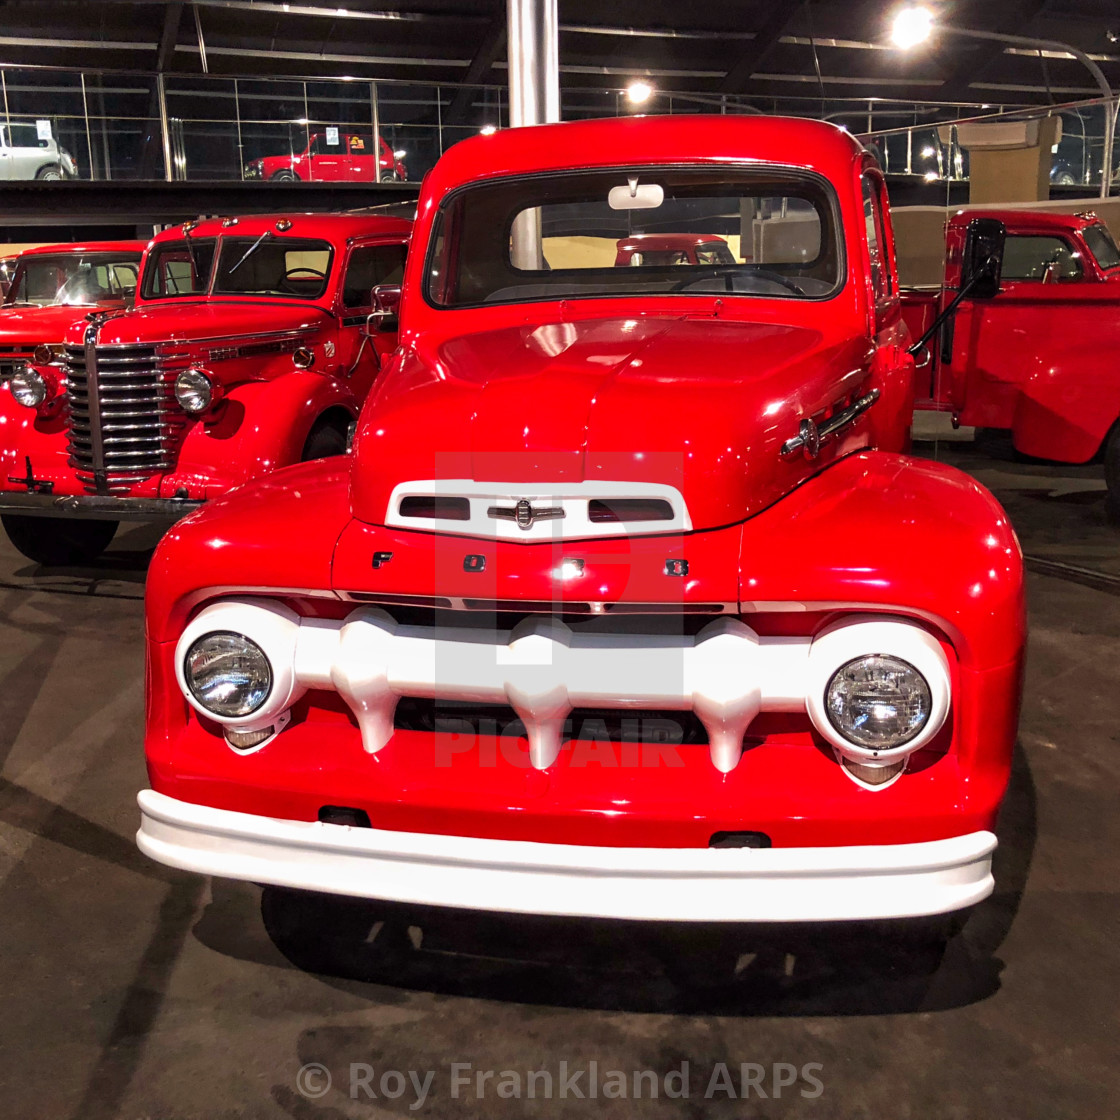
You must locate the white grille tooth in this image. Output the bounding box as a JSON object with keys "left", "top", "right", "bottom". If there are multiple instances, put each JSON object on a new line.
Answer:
{"left": 505, "top": 618, "right": 573, "bottom": 770}
{"left": 330, "top": 609, "right": 400, "bottom": 754}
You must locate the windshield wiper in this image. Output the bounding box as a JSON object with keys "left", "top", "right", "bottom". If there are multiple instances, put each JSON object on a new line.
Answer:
{"left": 228, "top": 230, "right": 273, "bottom": 275}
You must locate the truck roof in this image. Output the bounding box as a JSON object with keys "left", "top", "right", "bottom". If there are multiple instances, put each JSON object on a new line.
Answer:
{"left": 948, "top": 208, "right": 1102, "bottom": 233}
{"left": 152, "top": 212, "right": 412, "bottom": 243}
{"left": 426, "top": 115, "right": 865, "bottom": 192}
{"left": 19, "top": 240, "right": 148, "bottom": 257}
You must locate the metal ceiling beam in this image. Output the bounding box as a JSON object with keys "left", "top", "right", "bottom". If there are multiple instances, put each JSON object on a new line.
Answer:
{"left": 935, "top": 0, "right": 1054, "bottom": 101}
{"left": 444, "top": 15, "right": 507, "bottom": 125}
{"left": 720, "top": 0, "right": 801, "bottom": 94}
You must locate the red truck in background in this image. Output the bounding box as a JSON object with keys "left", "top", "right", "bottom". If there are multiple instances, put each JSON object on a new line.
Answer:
{"left": 0, "top": 241, "right": 146, "bottom": 382}
{"left": 244, "top": 132, "right": 407, "bottom": 183}
{"left": 900, "top": 209, "right": 1120, "bottom": 516}
{"left": 0, "top": 212, "right": 409, "bottom": 566}
{"left": 614, "top": 233, "right": 736, "bottom": 266}
{"left": 136, "top": 115, "right": 1023, "bottom": 949}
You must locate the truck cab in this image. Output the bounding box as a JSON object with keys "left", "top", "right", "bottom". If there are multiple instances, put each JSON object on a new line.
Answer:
{"left": 901, "top": 209, "right": 1120, "bottom": 514}
{"left": 0, "top": 212, "right": 410, "bottom": 565}
{"left": 136, "top": 117, "right": 1023, "bottom": 939}
{"left": 0, "top": 240, "right": 146, "bottom": 383}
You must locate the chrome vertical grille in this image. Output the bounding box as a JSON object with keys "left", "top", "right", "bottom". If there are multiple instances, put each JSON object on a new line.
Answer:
{"left": 64, "top": 329, "right": 189, "bottom": 494}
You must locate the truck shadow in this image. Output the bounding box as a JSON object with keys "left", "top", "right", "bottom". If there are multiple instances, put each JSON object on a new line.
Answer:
{"left": 201, "top": 743, "right": 1038, "bottom": 1019}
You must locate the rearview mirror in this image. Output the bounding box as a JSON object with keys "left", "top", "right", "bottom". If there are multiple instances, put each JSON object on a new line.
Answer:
{"left": 370, "top": 284, "right": 401, "bottom": 315}
{"left": 961, "top": 217, "right": 1005, "bottom": 299}
{"left": 608, "top": 179, "right": 664, "bottom": 210}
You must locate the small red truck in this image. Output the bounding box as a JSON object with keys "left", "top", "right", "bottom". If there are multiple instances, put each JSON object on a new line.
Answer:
{"left": 0, "top": 212, "right": 410, "bottom": 565}
{"left": 614, "top": 233, "right": 736, "bottom": 267}
{"left": 136, "top": 116, "right": 1024, "bottom": 943}
{"left": 901, "top": 209, "right": 1120, "bottom": 514}
{"left": 0, "top": 240, "right": 146, "bottom": 383}
{"left": 245, "top": 132, "right": 407, "bottom": 183}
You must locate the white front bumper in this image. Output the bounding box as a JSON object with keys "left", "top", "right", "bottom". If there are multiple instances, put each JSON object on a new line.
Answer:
{"left": 137, "top": 790, "right": 996, "bottom": 923}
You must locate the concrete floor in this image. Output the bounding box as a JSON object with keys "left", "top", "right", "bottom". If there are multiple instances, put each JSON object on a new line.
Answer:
{"left": 1, "top": 435, "right": 1117, "bottom": 1119}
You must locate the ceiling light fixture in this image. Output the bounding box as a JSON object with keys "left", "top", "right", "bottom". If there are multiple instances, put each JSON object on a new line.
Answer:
{"left": 626, "top": 80, "right": 653, "bottom": 104}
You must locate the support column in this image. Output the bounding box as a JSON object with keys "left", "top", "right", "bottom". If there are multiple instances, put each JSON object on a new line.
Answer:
{"left": 506, "top": 0, "right": 559, "bottom": 128}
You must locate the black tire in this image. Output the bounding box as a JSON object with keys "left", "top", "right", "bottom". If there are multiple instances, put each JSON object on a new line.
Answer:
{"left": 380, "top": 171, "right": 400, "bottom": 183}
{"left": 1055, "top": 172, "right": 1076, "bottom": 186}
{"left": 300, "top": 418, "right": 348, "bottom": 462}
{"left": 270, "top": 169, "right": 298, "bottom": 182}
{"left": 35, "top": 164, "right": 63, "bottom": 181}
{"left": 2, "top": 515, "right": 118, "bottom": 566}
{"left": 1104, "top": 422, "right": 1120, "bottom": 521}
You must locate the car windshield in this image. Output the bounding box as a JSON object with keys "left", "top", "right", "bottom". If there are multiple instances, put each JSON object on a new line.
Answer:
{"left": 5, "top": 252, "right": 142, "bottom": 307}
{"left": 1084, "top": 223, "right": 1120, "bottom": 271}
{"left": 425, "top": 166, "right": 842, "bottom": 308}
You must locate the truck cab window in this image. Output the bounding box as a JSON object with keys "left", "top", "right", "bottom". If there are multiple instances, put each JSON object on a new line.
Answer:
{"left": 342, "top": 243, "right": 407, "bottom": 308}
{"left": 1001, "top": 235, "right": 1083, "bottom": 282}
{"left": 1084, "top": 224, "right": 1120, "bottom": 272}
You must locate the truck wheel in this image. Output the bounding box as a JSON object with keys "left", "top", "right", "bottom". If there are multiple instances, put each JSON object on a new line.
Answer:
{"left": 270, "top": 169, "right": 298, "bottom": 182}
{"left": 35, "top": 165, "right": 63, "bottom": 181}
{"left": 1105, "top": 423, "right": 1120, "bottom": 521}
{"left": 380, "top": 171, "right": 400, "bottom": 183}
{"left": 1, "top": 515, "right": 118, "bottom": 566}
{"left": 300, "top": 419, "right": 348, "bottom": 461}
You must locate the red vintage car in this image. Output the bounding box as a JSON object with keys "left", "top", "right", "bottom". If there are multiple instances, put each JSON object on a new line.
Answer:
{"left": 614, "top": 233, "right": 737, "bottom": 267}
{"left": 137, "top": 116, "right": 1024, "bottom": 940}
{"left": 244, "top": 132, "right": 407, "bottom": 183}
{"left": 0, "top": 212, "right": 410, "bottom": 565}
{"left": 0, "top": 240, "right": 146, "bottom": 383}
{"left": 901, "top": 208, "right": 1120, "bottom": 515}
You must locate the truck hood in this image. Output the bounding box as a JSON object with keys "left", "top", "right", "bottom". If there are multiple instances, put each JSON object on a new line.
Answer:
{"left": 351, "top": 314, "right": 874, "bottom": 533}
{"left": 0, "top": 302, "right": 125, "bottom": 345}
{"left": 77, "top": 300, "right": 333, "bottom": 347}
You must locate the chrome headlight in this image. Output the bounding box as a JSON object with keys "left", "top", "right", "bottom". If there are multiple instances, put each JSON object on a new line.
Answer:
{"left": 825, "top": 655, "right": 931, "bottom": 750}
{"left": 9, "top": 365, "right": 48, "bottom": 408}
{"left": 184, "top": 632, "right": 272, "bottom": 717}
{"left": 175, "top": 368, "right": 214, "bottom": 414}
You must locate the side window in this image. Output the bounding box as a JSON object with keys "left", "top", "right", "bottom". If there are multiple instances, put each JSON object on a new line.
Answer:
{"left": 861, "top": 174, "right": 893, "bottom": 300}
{"left": 1001, "top": 235, "right": 1083, "bottom": 282}
{"left": 342, "top": 242, "right": 407, "bottom": 308}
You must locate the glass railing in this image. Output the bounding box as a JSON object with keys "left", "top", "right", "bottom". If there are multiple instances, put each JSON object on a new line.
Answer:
{"left": 0, "top": 65, "right": 1114, "bottom": 195}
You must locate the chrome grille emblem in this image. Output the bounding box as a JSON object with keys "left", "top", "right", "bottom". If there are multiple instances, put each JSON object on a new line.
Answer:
{"left": 487, "top": 498, "right": 565, "bottom": 531}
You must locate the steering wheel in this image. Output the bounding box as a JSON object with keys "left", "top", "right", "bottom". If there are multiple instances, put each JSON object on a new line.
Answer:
{"left": 281, "top": 266, "right": 326, "bottom": 291}
{"left": 670, "top": 265, "right": 805, "bottom": 296}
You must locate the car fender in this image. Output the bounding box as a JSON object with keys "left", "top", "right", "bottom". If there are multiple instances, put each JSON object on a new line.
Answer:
{"left": 171, "top": 372, "right": 359, "bottom": 493}
{"left": 1011, "top": 350, "right": 1120, "bottom": 462}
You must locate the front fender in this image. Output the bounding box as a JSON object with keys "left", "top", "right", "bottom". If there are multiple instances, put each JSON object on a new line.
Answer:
{"left": 165, "top": 372, "right": 358, "bottom": 497}
{"left": 1011, "top": 353, "right": 1120, "bottom": 462}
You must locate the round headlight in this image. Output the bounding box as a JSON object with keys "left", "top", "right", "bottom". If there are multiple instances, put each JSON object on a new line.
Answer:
{"left": 825, "top": 655, "right": 932, "bottom": 751}
{"left": 9, "top": 365, "right": 48, "bottom": 408}
{"left": 184, "top": 631, "right": 272, "bottom": 717}
{"left": 175, "top": 368, "right": 213, "bottom": 414}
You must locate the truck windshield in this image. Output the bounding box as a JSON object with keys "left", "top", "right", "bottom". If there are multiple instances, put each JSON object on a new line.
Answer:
{"left": 141, "top": 240, "right": 217, "bottom": 299}
{"left": 5, "top": 252, "right": 142, "bottom": 307}
{"left": 1084, "top": 224, "right": 1120, "bottom": 271}
{"left": 214, "top": 237, "right": 332, "bottom": 299}
{"left": 425, "top": 166, "right": 842, "bottom": 308}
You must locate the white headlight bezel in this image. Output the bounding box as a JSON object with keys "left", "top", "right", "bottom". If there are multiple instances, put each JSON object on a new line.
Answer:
{"left": 175, "top": 599, "right": 305, "bottom": 732}
{"left": 804, "top": 616, "right": 951, "bottom": 766}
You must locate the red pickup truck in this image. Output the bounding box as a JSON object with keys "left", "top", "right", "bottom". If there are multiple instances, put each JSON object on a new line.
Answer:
{"left": 0, "top": 240, "right": 146, "bottom": 382}
{"left": 0, "top": 212, "right": 410, "bottom": 565}
{"left": 901, "top": 209, "right": 1120, "bottom": 515}
{"left": 136, "top": 116, "right": 1023, "bottom": 945}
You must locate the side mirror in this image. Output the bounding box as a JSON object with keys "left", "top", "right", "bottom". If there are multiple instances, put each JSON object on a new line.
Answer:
{"left": 961, "top": 217, "right": 1005, "bottom": 300}
{"left": 371, "top": 283, "right": 401, "bottom": 315}
{"left": 365, "top": 284, "right": 402, "bottom": 334}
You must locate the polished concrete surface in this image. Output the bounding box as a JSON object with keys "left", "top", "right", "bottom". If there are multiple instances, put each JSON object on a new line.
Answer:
{"left": 1, "top": 435, "right": 1117, "bottom": 1119}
